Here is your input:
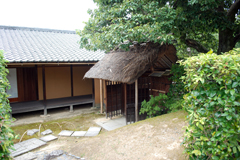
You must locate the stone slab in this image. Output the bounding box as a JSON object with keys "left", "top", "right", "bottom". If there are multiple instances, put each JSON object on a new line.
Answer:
{"left": 41, "top": 129, "right": 53, "bottom": 135}
{"left": 95, "top": 116, "right": 126, "bottom": 131}
{"left": 11, "top": 138, "right": 46, "bottom": 157}
{"left": 85, "top": 127, "right": 101, "bottom": 137}
{"left": 40, "top": 135, "right": 58, "bottom": 142}
{"left": 84, "top": 131, "right": 99, "bottom": 137}
{"left": 87, "top": 127, "right": 101, "bottom": 132}
{"left": 71, "top": 131, "right": 87, "bottom": 137}
{"left": 14, "top": 152, "right": 37, "bottom": 160}
{"left": 58, "top": 130, "right": 74, "bottom": 136}
{"left": 27, "top": 129, "right": 39, "bottom": 136}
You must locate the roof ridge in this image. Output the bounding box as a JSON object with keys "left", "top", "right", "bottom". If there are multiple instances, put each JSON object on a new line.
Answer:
{"left": 0, "top": 25, "right": 76, "bottom": 34}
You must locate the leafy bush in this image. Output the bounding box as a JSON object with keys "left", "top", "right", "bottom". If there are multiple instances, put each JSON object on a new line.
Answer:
{"left": 181, "top": 49, "right": 240, "bottom": 159}
{"left": 166, "top": 64, "right": 186, "bottom": 112}
{"left": 140, "top": 94, "right": 168, "bottom": 118}
{"left": 0, "top": 50, "right": 16, "bottom": 159}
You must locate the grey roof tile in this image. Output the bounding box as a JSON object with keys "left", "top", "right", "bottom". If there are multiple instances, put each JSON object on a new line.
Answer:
{"left": 0, "top": 26, "right": 105, "bottom": 63}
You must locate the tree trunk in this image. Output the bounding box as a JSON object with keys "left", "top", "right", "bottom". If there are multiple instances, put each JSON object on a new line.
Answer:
{"left": 217, "top": 28, "right": 234, "bottom": 55}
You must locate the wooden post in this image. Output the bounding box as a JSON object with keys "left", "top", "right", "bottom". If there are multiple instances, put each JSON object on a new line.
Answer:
{"left": 70, "top": 105, "right": 73, "bottom": 112}
{"left": 100, "top": 79, "right": 103, "bottom": 113}
{"left": 70, "top": 65, "right": 73, "bottom": 97}
{"left": 135, "top": 79, "right": 138, "bottom": 122}
{"left": 92, "top": 79, "right": 95, "bottom": 107}
{"left": 124, "top": 83, "right": 127, "bottom": 116}
{"left": 103, "top": 80, "right": 107, "bottom": 117}
{"left": 42, "top": 65, "right": 47, "bottom": 115}
{"left": 35, "top": 65, "right": 39, "bottom": 100}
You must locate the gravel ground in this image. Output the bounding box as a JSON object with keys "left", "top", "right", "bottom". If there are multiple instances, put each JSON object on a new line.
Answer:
{"left": 35, "top": 110, "right": 188, "bottom": 160}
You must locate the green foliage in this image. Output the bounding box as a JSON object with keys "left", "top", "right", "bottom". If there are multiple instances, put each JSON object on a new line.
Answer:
{"left": 78, "top": 0, "right": 239, "bottom": 54}
{"left": 78, "top": 0, "right": 175, "bottom": 52}
{"left": 180, "top": 49, "right": 240, "bottom": 159}
{"left": 0, "top": 50, "right": 16, "bottom": 159}
{"left": 168, "top": 64, "right": 186, "bottom": 101}
{"left": 140, "top": 93, "right": 168, "bottom": 118}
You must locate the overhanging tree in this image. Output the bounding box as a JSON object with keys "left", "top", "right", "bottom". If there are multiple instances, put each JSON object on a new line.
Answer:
{"left": 77, "top": 0, "right": 240, "bottom": 55}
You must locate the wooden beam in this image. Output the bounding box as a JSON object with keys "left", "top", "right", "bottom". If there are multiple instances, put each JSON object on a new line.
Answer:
{"left": 151, "top": 89, "right": 166, "bottom": 94}
{"left": 124, "top": 83, "right": 127, "bottom": 116}
{"left": 135, "top": 79, "right": 138, "bottom": 122}
{"left": 70, "top": 65, "right": 73, "bottom": 97}
{"left": 100, "top": 79, "right": 103, "bottom": 113}
{"left": 42, "top": 65, "right": 47, "bottom": 115}
{"left": 7, "top": 62, "right": 96, "bottom": 65}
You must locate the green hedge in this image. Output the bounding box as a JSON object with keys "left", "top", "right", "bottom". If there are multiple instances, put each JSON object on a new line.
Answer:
{"left": 0, "top": 50, "right": 16, "bottom": 159}
{"left": 181, "top": 49, "right": 240, "bottom": 159}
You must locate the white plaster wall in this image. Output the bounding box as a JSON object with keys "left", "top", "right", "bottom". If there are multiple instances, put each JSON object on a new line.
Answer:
{"left": 7, "top": 68, "right": 18, "bottom": 98}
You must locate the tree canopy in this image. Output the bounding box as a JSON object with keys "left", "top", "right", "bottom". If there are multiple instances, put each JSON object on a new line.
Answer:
{"left": 77, "top": 0, "right": 240, "bottom": 56}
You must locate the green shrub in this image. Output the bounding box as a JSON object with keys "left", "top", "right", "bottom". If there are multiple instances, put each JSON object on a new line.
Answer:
{"left": 140, "top": 93, "right": 168, "bottom": 118}
{"left": 180, "top": 49, "right": 240, "bottom": 159}
{"left": 168, "top": 64, "right": 186, "bottom": 100}
{"left": 0, "top": 50, "right": 16, "bottom": 159}
{"left": 166, "top": 64, "right": 186, "bottom": 112}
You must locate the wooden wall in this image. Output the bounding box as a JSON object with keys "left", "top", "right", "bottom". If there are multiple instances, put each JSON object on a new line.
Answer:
{"left": 73, "top": 66, "right": 92, "bottom": 96}
{"left": 94, "top": 79, "right": 101, "bottom": 105}
{"left": 37, "top": 65, "right": 93, "bottom": 100}
{"left": 45, "top": 66, "right": 71, "bottom": 99}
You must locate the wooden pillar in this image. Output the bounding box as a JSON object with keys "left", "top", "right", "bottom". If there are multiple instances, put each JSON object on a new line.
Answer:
{"left": 135, "top": 79, "right": 138, "bottom": 122}
{"left": 70, "top": 65, "right": 73, "bottom": 97}
{"left": 124, "top": 83, "right": 127, "bottom": 116}
{"left": 100, "top": 79, "right": 103, "bottom": 113}
{"left": 35, "top": 65, "right": 39, "bottom": 100}
{"left": 42, "top": 65, "right": 47, "bottom": 115}
{"left": 70, "top": 105, "right": 73, "bottom": 112}
{"left": 103, "top": 80, "right": 107, "bottom": 117}
{"left": 92, "top": 79, "right": 95, "bottom": 107}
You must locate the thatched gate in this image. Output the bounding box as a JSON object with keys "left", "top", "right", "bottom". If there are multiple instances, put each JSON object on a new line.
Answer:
{"left": 84, "top": 43, "right": 177, "bottom": 123}
{"left": 105, "top": 76, "right": 172, "bottom": 123}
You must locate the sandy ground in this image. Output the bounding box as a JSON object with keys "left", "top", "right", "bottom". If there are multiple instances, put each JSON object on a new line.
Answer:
{"left": 12, "top": 107, "right": 188, "bottom": 160}
{"left": 37, "top": 111, "right": 188, "bottom": 160}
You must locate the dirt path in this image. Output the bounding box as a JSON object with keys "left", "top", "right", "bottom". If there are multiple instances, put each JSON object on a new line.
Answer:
{"left": 36, "top": 110, "right": 188, "bottom": 160}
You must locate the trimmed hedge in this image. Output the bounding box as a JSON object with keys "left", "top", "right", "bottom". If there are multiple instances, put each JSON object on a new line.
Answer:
{"left": 0, "top": 50, "right": 16, "bottom": 159}
{"left": 180, "top": 49, "right": 240, "bottom": 160}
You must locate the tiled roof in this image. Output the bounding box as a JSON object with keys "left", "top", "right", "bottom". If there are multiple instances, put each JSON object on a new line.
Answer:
{"left": 0, "top": 26, "right": 105, "bottom": 63}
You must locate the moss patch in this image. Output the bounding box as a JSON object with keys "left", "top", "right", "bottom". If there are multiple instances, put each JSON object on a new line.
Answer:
{"left": 11, "top": 113, "right": 106, "bottom": 143}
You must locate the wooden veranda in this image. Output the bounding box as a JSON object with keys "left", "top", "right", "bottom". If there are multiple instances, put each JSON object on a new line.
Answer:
{"left": 11, "top": 94, "right": 93, "bottom": 115}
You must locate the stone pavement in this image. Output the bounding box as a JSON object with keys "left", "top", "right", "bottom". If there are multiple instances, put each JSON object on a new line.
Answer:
{"left": 40, "top": 135, "right": 58, "bottom": 142}
{"left": 12, "top": 127, "right": 103, "bottom": 158}
{"left": 95, "top": 116, "right": 126, "bottom": 131}
{"left": 58, "top": 130, "right": 74, "bottom": 136}
{"left": 12, "top": 118, "right": 126, "bottom": 158}
{"left": 15, "top": 150, "right": 85, "bottom": 160}
{"left": 85, "top": 127, "right": 101, "bottom": 136}
{"left": 10, "top": 138, "right": 46, "bottom": 157}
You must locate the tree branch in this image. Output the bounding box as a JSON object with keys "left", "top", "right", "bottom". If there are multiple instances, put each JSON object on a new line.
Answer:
{"left": 227, "top": 0, "right": 240, "bottom": 21}
{"left": 184, "top": 39, "right": 209, "bottom": 53}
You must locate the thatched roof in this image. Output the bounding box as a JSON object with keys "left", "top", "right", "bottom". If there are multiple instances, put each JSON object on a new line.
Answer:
{"left": 84, "top": 42, "right": 177, "bottom": 84}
